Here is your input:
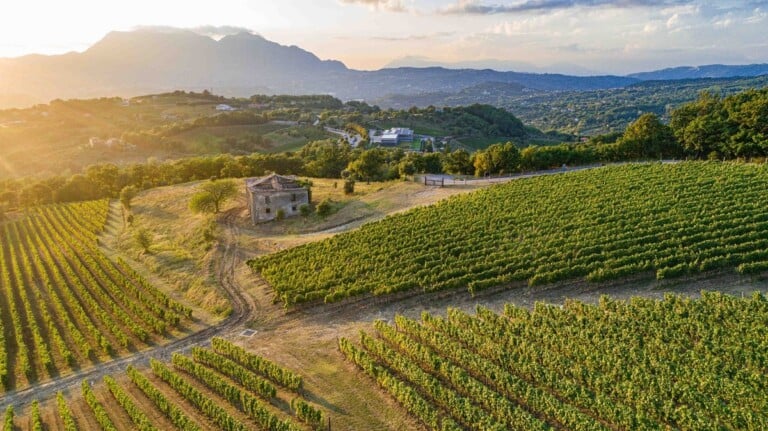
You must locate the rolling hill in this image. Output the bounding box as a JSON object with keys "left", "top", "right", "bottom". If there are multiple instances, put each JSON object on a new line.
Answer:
{"left": 0, "top": 27, "right": 720, "bottom": 109}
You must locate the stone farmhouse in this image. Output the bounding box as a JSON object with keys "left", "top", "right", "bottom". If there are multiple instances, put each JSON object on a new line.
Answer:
{"left": 245, "top": 174, "right": 309, "bottom": 224}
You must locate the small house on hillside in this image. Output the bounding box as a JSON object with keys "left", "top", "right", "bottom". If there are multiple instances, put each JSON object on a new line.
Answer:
{"left": 245, "top": 174, "right": 309, "bottom": 224}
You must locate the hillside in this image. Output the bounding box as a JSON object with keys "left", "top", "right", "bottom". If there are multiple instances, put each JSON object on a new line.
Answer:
{"left": 376, "top": 75, "right": 768, "bottom": 134}
{"left": 0, "top": 92, "right": 343, "bottom": 179}
{"left": 0, "top": 91, "right": 557, "bottom": 180}
{"left": 629, "top": 63, "right": 768, "bottom": 80}
{"left": 250, "top": 162, "right": 768, "bottom": 305}
{"left": 0, "top": 28, "right": 633, "bottom": 108}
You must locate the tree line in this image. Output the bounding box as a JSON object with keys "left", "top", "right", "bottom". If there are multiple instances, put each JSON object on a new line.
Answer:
{"left": 1, "top": 87, "right": 766, "bottom": 208}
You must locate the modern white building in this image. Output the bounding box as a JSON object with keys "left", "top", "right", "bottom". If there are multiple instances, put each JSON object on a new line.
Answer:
{"left": 370, "top": 127, "right": 414, "bottom": 146}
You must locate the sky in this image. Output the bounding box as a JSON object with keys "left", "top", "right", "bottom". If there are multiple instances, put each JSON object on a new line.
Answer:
{"left": 0, "top": 0, "right": 767, "bottom": 75}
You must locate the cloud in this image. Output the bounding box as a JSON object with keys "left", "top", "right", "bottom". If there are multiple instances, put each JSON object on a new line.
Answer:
{"left": 439, "top": 0, "right": 695, "bottom": 15}
{"left": 370, "top": 32, "right": 456, "bottom": 41}
{"left": 338, "top": 0, "right": 408, "bottom": 12}
{"left": 665, "top": 13, "right": 681, "bottom": 28}
{"left": 643, "top": 21, "right": 660, "bottom": 33}
{"left": 661, "top": 4, "right": 698, "bottom": 31}
{"left": 746, "top": 7, "right": 768, "bottom": 23}
{"left": 712, "top": 13, "right": 734, "bottom": 28}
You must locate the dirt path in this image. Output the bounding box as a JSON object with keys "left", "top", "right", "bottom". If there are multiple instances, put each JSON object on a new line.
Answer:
{"left": 0, "top": 207, "right": 255, "bottom": 412}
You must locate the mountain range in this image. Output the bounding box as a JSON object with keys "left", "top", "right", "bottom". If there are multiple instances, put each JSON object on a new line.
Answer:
{"left": 1, "top": 28, "right": 767, "bottom": 108}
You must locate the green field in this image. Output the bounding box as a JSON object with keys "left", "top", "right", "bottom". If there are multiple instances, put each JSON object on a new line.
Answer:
{"left": 341, "top": 291, "right": 768, "bottom": 430}
{"left": 250, "top": 162, "right": 768, "bottom": 305}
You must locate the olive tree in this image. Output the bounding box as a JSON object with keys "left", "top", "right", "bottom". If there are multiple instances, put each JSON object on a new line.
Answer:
{"left": 189, "top": 179, "right": 238, "bottom": 214}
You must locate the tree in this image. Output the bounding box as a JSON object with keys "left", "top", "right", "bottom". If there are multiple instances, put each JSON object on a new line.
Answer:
{"left": 343, "top": 179, "right": 355, "bottom": 195}
{"left": 474, "top": 142, "right": 520, "bottom": 176}
{"left": 189, "top": 179, "right": 237, "bottom": 214}
{"left": 473, "top": 151, "right": 492, "bottom": 177}
{"left": 300, "top": 140, "right": 351, "bottom": 178}
{"left": 346, "top": 149, "right": 387, "bottom": 181}
{"left": 316, "top": 199, "right": 333, "bottom": 217}
{"left": 670, "top": 91, "right": 727, "bottom": 158}
{"left": 299, "top": 204, "right": 311, "bottom": 217}
{"left": 442, "top": 149, "right": 473, "bottom": 175}
{"left": 119, "top": 185, "right": 138, "bottom": 211}
{"left": 617, "top": 113, "right": 678, "bottom": 159}
{"left": 134, "top": 229, "right": 153, "bottom": 253}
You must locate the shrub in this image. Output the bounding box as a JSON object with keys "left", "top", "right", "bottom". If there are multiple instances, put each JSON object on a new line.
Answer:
{"left": 134, "top": 228, "right": 153, "bottom": 253}
{"left": 343, "top": 179, "right": 355, "bottom": 195}
{"left": 316, "top": 199, "right": 332, "bottom": 217}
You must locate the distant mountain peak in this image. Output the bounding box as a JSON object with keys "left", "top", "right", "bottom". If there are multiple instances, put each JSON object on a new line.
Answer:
{"left": 1, "top": 27, "right": 767, "bottom": 110}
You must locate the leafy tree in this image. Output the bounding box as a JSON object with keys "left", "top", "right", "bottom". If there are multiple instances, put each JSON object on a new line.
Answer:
{"left": 300, "top": 139, "right": 352, "bottom": 178}
{"left": 617, "top": 113, "right": 678, "bottom": 159}
{"left": 343, "top": 179, "right": 355, "bottom": 195}
{"left": 189, "top": 179, "right": 237, "bottom": 214}
{"left": 442, "top": 149, "right": 473, "bottom": 175}
{"left": 670, "top": 92, "right": 728, "bottom": 158}
{"left": 346, "top": 148, "right": 387, "bottom": 181}
{"left": 119, "top": 185, "right": 138, "bottom": 210}
{"left": 474, "top": 142, "right": 520, "bottom": 176}
{"left": 86, "top": 163, "right": 122, "bottom": 197}
{"left": 316, "top": 199, "right": 333, "bottom": 217}
{"left": 422, "top": 153, "right": 443, "bottom": 174}
{"left": 134, "top": 229, "right": 153, "bottom": 253}
{"left": 299, "top": 204, "right": 312, "bottom": 217}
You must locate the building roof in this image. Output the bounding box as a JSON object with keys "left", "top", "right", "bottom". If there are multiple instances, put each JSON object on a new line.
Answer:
{"left": 383, "top": 127, "right": 413, "bottom": 135}
{"left": 245, "top": 174, "right": 305, "bottom": 192}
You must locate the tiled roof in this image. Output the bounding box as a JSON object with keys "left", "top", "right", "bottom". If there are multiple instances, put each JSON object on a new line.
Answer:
{"left": 245, "top": 174, "right": 304, "bottom": 192}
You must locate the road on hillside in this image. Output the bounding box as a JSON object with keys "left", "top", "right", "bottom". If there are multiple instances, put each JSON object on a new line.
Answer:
{"left": 0, "top": 212, "right": 254, "bottom": 411}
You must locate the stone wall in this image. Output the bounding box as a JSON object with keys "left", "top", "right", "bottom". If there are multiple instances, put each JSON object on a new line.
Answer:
{"left": 249, "top": 189, "right": 309, "bottom": 223}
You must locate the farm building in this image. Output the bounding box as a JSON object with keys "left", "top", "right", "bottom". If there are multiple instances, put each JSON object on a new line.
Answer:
{"left": 370, "top": 127, "right": 414, "bottom": 146}
{"left": 245, "top": 174, "right": 309, "bottom": 224}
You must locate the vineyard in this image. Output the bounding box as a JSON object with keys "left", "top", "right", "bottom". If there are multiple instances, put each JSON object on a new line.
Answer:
{"left": 0, "top": 200, "right": 191, "bottom": 391}
{"left": 6, "top": 337, "right": 325, "bottom": 430}
{"left": 251, "top": 162, "right": 768, "bottom": 305}
{"left": 341, "top": 292, "right": 768, "bottom": 430}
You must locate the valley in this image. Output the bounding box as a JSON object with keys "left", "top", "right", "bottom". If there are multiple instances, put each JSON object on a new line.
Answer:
{"left": 1, "top": 18, "right": 768, "bottom": 430}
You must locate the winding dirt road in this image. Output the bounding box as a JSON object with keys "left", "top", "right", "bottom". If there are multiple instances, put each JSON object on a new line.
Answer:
{"left": 0, "top": 212, "right": 254, "bottom": 411}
